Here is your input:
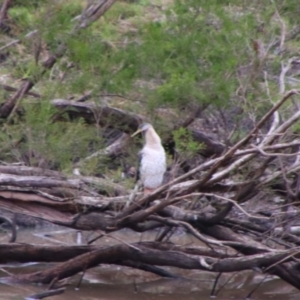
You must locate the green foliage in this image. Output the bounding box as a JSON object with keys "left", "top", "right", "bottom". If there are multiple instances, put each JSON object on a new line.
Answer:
{"left": 157, "top": 72, "right": 198, "bottom": 105}
{"left": 12, "top": 60, "right": 43, "bottom": 82}
{"left": 2, "top": 0, "right": 300, "bottom": 176}
{"left": 36, "top": 0, "right": 259, "bottom": 109}
{"left": 173, "top": 127, "right": 204, "bottom": 157}
{"left": 13, "top": 0, "right": 275, "bottom": 109}
{"left": 111, "top": 0, "right": 257, "bottom": 109}
{"left": 9, "top": 6, "right": 36, "bottom": 29}
{"left": 0, "top": 100, "right": 104, "bottom": 173}
{"left": 66, "top": 25, "right": 140, "bottom": 94}
{"left": 291, "top": 122, "right": 300, "bottom": 134}
{"left": 38, "top": 2, "right": 82, "bottom": 51}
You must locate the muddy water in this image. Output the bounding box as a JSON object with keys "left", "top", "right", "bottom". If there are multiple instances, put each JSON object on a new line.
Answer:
{"left": 0, "top": 226, "right": 299, "bottom": 300}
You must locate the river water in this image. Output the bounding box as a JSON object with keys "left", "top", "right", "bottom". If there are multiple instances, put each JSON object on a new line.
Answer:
{"left": 0, "top": 226, "right": 299, "bottom": 299}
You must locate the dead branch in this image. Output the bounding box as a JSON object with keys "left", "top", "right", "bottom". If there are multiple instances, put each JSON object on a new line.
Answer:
{"left": 0, "top": 83, "right": 41, "bottom": 98}
{"left": 0, "top": 80, "right": 34, "bottom": 119}
{"left": 78, "top": 0, "right": 117, "bottom": 29}
{"left": 0, "top": 30, "right": 39, "bottom": 52}
{"left": 0, "top": 0, "right": 11, "bottom": 33}
{"left": 27, "top": 288, "right": 66, "bottom": 300}
{"left": 82, "top": 132, "right": 130, "bottom": 161}
{"left": 0, "top": 165, "right": 64, "bottom": 177}
{"left": 271, "top": 26, "right": 300, "bottom": 49}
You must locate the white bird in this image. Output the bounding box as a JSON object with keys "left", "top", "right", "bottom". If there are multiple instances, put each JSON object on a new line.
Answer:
{"left": 132, "top": 123, "right": 166, "bottom": 194}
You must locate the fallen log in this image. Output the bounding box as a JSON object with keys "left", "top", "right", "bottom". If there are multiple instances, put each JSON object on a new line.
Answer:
{"left": 5, "top": 242, "right": 297, "bottom": 284}
{"left": 0, "top": 242, "right": 232, "bottom": 264}
{"left": 51, "top": 99, "right": 143, "bottom": 132}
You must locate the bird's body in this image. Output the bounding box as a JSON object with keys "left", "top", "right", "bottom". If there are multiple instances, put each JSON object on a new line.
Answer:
{"left": 132, "top": 124, "right": 166, "bottom": 194}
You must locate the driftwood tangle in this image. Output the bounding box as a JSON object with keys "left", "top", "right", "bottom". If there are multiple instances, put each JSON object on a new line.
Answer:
{"left": 1, "top": 90, "right": 300, "bottom": 294}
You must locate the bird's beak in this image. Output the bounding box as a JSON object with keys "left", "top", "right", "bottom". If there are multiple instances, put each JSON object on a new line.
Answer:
{"left": 131, "top": 128, "right": 142, "bottom": 137}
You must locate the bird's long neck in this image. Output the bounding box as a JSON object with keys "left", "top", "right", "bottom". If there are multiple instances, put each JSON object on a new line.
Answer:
{"left": 144, "top": 127, "right": 163, "bottom": 149}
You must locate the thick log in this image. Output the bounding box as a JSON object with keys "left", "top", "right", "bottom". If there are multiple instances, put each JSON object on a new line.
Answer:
{"left": 0, "top": 175, "right": 76, "bottom": 189}
{"left": 0, "top": 171, "right": 129, "bottom": 196}
{"left": 0, "top": 242, "right": 231, "bottom": 264}
{"left": 8, "top": 242, "right": 296, "bottom": 284}
{"left": 0, "top": 244, "right": 98, "bottom": 263}
{"left": 51, "top": 99, "right": 143, "bottom": 132}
